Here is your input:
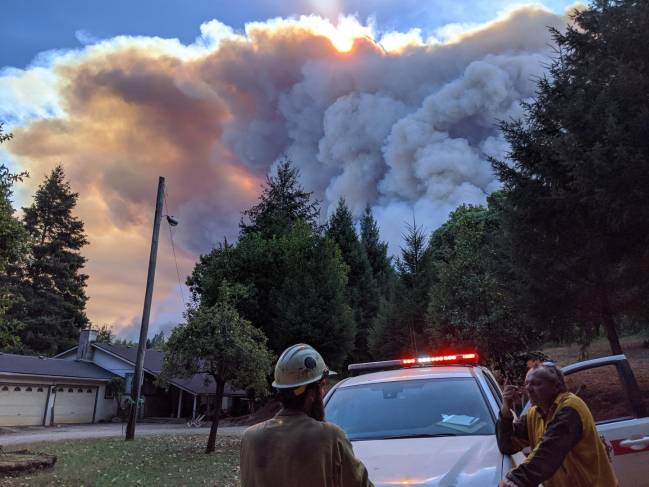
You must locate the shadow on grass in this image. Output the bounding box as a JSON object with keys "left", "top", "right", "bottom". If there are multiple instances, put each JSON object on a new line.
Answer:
{"left": 1, "top": 434, "right": 241, "bottom": 486}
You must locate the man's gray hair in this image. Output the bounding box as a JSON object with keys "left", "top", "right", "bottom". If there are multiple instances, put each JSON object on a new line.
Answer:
{"left": 538, "top": 362, "right": 568, "bottom": 393}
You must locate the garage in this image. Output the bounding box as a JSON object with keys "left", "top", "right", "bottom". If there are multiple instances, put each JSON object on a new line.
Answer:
{"left": 52, "top": 385, "right": 97, "bottom": 424}
{"left": 0, "top": 351, "right": 114, "bottom": 427}
{"left": 0, "top": 383, "right": 48, "bottom": 426}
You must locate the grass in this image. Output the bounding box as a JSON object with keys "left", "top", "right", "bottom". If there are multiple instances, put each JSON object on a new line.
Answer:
{"left": 1, "top": 435, "right": 241, "bottom": 487}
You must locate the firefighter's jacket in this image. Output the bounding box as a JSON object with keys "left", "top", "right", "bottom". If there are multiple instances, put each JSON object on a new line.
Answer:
{"left": 497, "top": 391, "right": 618, "bottom": 487}
{"left": 240, "top": 408, "right": 374, "bottom": 487}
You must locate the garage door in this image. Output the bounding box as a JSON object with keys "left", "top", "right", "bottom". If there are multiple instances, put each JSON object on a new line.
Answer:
{"left": 0, "top": 384, "right": 48, "bottom": 426}
{"left": 53, "top": 385, "right": 97, "bottom": 424}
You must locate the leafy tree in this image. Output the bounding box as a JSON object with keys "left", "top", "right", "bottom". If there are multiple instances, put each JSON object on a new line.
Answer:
{"left": 240, "top": 159, "right": 320, "bottom": 239}
{"left": 161, "top": 281, "right": 274, "bottom": 453}
{"left": 492, "top": 0, "right": 649, "bottom": 354}
{"left": 190, "top": 222, "right": 355, "bottom": 369}
{"left": 370, "top": 222, "right": 433, "bottom": 358}
{"left": 146, "top": 330, "right": 166, "bottom": 350}
{"left": 190, "top": 166, "right": 355, "bottom": 369}
{"left": 16, "top": 165, "right": 89, "bottom": 354}
{"left": 425, "top": 195, "right": 542, "bottom": 381}
{"left": 326, "top": 199, "right": 378, "bottom": 362}
{"left": 96, "top": 325, "right": 114, "bottom": 344}
{"left": 0, "top": 124, "right": 29, "bottom": 351}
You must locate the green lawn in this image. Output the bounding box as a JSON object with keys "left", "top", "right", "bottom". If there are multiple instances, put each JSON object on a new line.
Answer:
{"left": 1, "top": 435, "right": 241, "bottom": 487}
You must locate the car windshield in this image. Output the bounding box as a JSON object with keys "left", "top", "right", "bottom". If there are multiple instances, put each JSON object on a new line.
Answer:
{"left": 325, "top": 377, "right": 495, "bottom": 441}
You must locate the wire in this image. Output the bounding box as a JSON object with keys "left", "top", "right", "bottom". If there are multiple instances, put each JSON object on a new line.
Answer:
{"left": 164, "top": 189, "right": 187, "bottom": 308}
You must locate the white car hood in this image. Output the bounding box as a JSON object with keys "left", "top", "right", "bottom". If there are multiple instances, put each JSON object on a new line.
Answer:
{"left": 352, "top": 435, "right": 503, "bottom": 487}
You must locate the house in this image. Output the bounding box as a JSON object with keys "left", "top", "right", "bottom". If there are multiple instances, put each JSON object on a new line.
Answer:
{"left": 0, "top": 329, "right": 248, "bottom": 427}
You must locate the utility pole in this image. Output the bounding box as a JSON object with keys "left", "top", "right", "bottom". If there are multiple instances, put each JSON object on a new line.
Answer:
{"left": 125, "top": 176, "right": 165, "bottom": 440}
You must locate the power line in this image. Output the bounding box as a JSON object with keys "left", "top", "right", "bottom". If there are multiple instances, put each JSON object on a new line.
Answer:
{"left": 163, "top": 189, "right": 186, "bottom": 308}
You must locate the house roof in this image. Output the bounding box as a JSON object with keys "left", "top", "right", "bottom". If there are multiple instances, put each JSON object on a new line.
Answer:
{"left": 0, "top": 352, "right": 115, "bottom": 381}
{"left": 92, "top": 343, "right": 245, "bottom": 397}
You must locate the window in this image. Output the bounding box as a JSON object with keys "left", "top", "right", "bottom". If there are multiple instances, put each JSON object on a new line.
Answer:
{"left": 325, "top": 378, "right": 495, "bottom": 441}
{"left": 1, "top": 385, "right": 8, "bottom": 391}
{"left": 77, "top": 388, "right": 83, "bottom": 393}
{"left": 105, "top": 387, "right": 115, "bottom": 400}
{"left": 86, "top": 388, "right": 92, "bottom": 393}
{"left": 564, "top": 365, "right": 634, "bottom": 422}
{"left": 482, "top": 369, "right": 503, "bottom": 406}
{"left": 26, "top": 387, "right": 32, "bottom": 392}
{"left": 68, "top": 388, "right": 74, "bottom": 393}
{"left": 37, "top": 387, "right": 44, "bottom": 392}
{"left": 14, "top": 386, "right": 21, "bottom": 391}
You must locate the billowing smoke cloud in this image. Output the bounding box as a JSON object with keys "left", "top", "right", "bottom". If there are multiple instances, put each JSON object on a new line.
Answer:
{"left": 0, "top": 5, "right": 569, "bottom": 337}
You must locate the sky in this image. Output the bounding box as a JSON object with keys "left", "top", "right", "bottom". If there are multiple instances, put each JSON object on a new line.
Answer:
{"left": 1, "top": 0, "right": 581, "bottom": 340}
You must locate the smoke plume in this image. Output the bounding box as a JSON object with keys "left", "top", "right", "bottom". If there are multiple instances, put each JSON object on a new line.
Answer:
{"left": 0, "top": 5, "right": 570, "bottom": 336}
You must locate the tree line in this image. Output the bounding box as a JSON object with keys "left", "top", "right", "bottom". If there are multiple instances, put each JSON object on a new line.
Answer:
{"left": 176, "top": 0, "right": 649, "bottom": 386}
{"left": 1, "top": 1, "right": 647, "bottom": 390}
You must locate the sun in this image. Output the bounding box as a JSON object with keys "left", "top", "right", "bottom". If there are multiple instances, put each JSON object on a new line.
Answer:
{"left": 328, "top": 16, "right": 372, "bottom": 52}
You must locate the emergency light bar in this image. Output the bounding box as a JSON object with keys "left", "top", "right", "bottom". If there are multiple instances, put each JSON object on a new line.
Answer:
{"left": 348, "top": 352, "right": 479, "bottom": 374}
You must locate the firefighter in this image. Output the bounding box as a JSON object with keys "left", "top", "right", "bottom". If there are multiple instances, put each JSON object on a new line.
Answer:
{"left": 496, "top": 363, "right": 618, "bottom": 487}
{"left": 240, "top": 343, "right": 374, "bottom": 487}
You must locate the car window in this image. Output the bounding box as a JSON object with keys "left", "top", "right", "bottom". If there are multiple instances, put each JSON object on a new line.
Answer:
{"left": 325, "top": 377, "right": 495, "bottom": 441}
{"left": 481, "top": 369, "right": 503, "bottom": 405}
{"left": 564, "top": 365, "right": 634, "bottom": 422}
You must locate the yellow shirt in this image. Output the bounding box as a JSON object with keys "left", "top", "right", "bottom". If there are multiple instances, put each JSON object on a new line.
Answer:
{"left": 525, "top": 392, "right": 618, "bottom": 487}
{"left": 240, "top": 408, "right": 374, "bottom": 487}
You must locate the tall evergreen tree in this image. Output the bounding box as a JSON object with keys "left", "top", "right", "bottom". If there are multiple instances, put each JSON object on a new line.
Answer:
{"left": 326, "top": 199, "right": 377, "bottom": 362}
{"left": 360, "top": 205, "right": 395, "bottom": 294}
{"left": 0, "top": 124, "right": 29, "bottom": 351}
{"left": 17, "top": 165, "right": 89, "bottom": 354}
{"left": 493, "top": 0, "right": 649, "bottom": 354}
{"left": 240, "top": 159, "right": 320, "bottom": 239}
{"left": 370, "top": 222, "right": 433, "bottom": 358}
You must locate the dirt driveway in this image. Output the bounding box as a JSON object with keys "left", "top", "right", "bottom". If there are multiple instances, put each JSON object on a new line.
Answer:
{"left": 0, "top": 422, "right": 247, "bottom": 446}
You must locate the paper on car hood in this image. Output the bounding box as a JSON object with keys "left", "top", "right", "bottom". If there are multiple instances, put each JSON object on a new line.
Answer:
{"left": 352, "top": 435, "right": 503, "bottom": 486}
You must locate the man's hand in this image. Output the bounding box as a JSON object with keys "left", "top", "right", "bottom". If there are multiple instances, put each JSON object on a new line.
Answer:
{"left": 501, "top": 382, "right": 520, "bottom": 419}
{"left": 498, "top": 479, "right": 518, "bottom": 487}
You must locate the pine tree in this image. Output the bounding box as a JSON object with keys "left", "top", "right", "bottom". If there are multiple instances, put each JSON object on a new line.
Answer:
{"left": 326, "top": 199, "right": 377, "bottom": 362}
{"left": 0, "top": 124, "right": 29, "bottom": 351}
{"left": 18, "top": 165, "right": 89, "bottom": 354}
{"left": 240, "top": 159, "right": 320, "bottom": 239}
{"left": 370, "top": 222, "right": 433, "bottom": 358}
{"left": 360, "top": 205, "right": 395, "bottom": 294}
{"left": 493, "top": 0, "right": 649, "bottom": 354}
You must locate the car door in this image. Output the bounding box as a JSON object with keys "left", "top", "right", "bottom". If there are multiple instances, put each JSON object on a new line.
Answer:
{"left": 561, "top": 354, "right": 649, "bottom": 487}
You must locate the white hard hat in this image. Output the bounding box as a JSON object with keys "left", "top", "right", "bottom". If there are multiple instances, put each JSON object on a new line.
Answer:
{"left": 272, "top": 343, "right": 333, "bottom": 389}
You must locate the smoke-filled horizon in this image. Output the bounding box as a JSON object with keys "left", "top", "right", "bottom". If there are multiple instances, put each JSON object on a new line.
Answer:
{"left": 0, "top": 5, "right": 574, "bottom": 339}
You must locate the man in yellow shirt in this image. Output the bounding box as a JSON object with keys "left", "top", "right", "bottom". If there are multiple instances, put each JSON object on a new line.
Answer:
{"left": 240, "top": 343, "right": 374, "bottom": 487}
{"left": 497, "top": 363, "right": 617, "bottom": 487}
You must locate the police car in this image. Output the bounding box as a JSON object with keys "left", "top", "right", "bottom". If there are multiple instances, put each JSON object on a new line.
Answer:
{"left": 324, "top": 352, "right": 649, "bottom": 486}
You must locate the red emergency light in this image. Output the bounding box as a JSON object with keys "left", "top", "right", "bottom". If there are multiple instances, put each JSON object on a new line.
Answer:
{"left": 348, "top": 351, "right": 480, "bottom": 375}
{"left": 401, "top": 352, "right": 479, "bottom": 366}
